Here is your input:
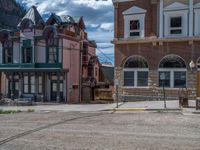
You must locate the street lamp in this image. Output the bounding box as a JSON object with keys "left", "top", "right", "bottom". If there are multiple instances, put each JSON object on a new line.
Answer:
{"left": 189, "top": 60, "right": 195, "bottom": 72}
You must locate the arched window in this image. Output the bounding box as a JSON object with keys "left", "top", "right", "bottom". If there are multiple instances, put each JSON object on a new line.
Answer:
{"left": 20, "top": 19, "right": 34, "bottom": 32}
{"left": 0, "top": 30, "right": 13, "bottom": 64}
{"left": 43, "top": 26, "right": 58, "bottom": 63}
{"left": 159, "top": 55, "right": 186, "bottom": 88}
{"left": 124, "top": 56, "right": 148, "bottom": 87}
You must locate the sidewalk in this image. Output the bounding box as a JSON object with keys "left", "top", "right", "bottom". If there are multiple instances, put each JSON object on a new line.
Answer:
{"left": 109, "top": 100, "right": 200, "bottom": 114}
{"left": 0, "top": 100, "right": 199, "bottom": 114}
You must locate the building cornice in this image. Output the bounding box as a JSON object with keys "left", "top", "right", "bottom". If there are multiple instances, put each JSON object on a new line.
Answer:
{"left": 112, "top": 37, "right": 200, "bottom": 45}
{"left": 112, "top": 0, "right": 134, "bottom": 3}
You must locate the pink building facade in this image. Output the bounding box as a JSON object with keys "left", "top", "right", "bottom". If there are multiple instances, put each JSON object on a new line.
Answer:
{"left": 0, "top": 6, "right": 99, "bottom": 103}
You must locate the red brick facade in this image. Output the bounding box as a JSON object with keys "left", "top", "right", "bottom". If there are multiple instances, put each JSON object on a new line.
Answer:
{"left": 113, "top": 0, "right": 200, "bottom": 101}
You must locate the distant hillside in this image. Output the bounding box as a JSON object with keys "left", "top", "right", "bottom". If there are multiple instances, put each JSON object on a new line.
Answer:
{"left": 0, "top": 0, "right": 26, "bottom": 30}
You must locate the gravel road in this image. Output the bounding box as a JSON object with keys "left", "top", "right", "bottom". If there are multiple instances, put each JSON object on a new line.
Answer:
{"left": 0, "top": 111, "right": 200, "bottom": 150}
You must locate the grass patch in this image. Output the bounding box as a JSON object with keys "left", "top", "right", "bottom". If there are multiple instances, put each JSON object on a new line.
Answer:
{"left": 0, "top": 109, "right": 22, "bottom": 114}
{"left": 156, "top": 109, "right": 166, "bottom": 113}
{"left": 27, "top": 109, "right": 35, "bottom": 112}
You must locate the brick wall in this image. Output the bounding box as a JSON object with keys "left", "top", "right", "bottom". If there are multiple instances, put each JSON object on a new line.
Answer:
{"left": 114, "top": 0, "right": 158, "bottom": 39}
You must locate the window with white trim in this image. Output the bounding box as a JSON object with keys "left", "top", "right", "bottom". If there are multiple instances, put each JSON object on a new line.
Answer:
{"left": 159, "top": 55, "right": 186, "bottom": 88}
{"left": 130, "top": 20, "right": 140, "bottom": 37}
{"left": 170, "top": 16, "right": 182, "bottom": 34}
{"left": 124, "top": 56, "right": 148, "bottom": 87}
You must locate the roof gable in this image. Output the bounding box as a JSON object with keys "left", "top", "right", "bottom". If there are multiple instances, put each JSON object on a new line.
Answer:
{"left": 18, "top": 6, "right": 44, "bottom": 27}
{"left": 164, "top": 2, "right": 188, "bottom": 11}
{"left": 123, "top": 6, "right": 146, "bottom": 15}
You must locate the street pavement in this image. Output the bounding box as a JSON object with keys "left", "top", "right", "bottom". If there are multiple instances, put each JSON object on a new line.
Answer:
{"left": 0, "top": 111, "right": 200, "bottom": 150}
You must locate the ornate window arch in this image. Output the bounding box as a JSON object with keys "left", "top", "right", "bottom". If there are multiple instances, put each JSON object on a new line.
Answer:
{"left": 20, "top": 19, "right": 34, "bottom": 31}
{"left": 0, "top": 30, "right": 13, "bottom": 64}
{"left": 158, "top": 55, "right": 187, "bottom": 88}
{"left": 43, "top": 26, "right": 59, "bottom": 63}
{"left": 123, "top": 55, "right": 149, "bottom": 87}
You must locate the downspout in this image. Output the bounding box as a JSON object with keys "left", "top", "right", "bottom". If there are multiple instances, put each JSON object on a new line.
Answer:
{"left": 79, "top": 41, "right": 83, "bottom": 103}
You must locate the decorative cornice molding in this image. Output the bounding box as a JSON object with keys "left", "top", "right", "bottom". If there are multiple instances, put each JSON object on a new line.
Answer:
{"left": 123, "top": 6, "right": 147, "bottom": 15}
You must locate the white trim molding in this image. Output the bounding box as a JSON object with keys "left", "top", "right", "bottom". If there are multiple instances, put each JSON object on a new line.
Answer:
{"left": 123, "top": 6, "right": 146, "bottom": 39}
{"left": 164, "top": 10, "right": 188, "bottom": 37}
{"left": 164, "top": 2, "right": 188, "bottom": 11}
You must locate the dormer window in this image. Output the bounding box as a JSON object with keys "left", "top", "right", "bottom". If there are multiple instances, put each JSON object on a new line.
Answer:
{"left": 170, "top": 17, "right": 182, "bottom": 34}
{"left": 130, "top": 20, "right": 140, "bottom": 37}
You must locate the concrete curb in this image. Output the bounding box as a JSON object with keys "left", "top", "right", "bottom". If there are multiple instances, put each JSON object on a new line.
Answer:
{"left": 103, "top": 108, "right": 182, "bottom": 112}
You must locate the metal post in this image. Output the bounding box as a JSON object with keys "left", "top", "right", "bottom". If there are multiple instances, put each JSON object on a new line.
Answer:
{"left": 162, "top": 81, "right": 166, "bottom": 109}
{"left": 116, "top": 85, "right": 119, "bottom": 108}
{"left": 11, "top": 72, "right": 14, "bottom": 100}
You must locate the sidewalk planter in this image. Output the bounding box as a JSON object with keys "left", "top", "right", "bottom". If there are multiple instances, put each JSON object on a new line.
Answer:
{"left": 196, "top": 98, "right": 200, "bottom": 110}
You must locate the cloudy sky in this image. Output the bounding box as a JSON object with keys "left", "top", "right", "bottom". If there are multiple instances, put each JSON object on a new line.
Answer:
{"left": 18, "top": 0, "right": 114, "bottom": 64}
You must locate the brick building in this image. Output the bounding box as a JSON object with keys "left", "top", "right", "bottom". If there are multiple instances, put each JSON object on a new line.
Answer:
{"left": 113, "top": 0, "right": 200, "bottom": 101}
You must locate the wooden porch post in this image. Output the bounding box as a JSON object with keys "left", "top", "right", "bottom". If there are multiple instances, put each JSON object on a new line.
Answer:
{"left": 11, "top": 72, "right": 14, "bottom": 100}
{"left": 56, "top": 72, "right": 60, "bottom": 103}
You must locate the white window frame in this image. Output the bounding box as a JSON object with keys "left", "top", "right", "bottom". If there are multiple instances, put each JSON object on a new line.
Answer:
{"left": 164, "top": 10, "right": 188, "bottom": 37}
{"left": 158, "top": 68, "right": 187, "bottom": 88}
{"left": 169, "top": 16, "right": 183, "bottom": 35}
{"left": 124, "top": 14, "right": 145, "bottom": 38}
{"left": 194, "top": 8, "right": 200, "bottom": 36}
{"left": 129, "top": 20, "right": 141, "bottom": 37}
{"left": 123, "top": 68, "right": 149, "bottom": 88}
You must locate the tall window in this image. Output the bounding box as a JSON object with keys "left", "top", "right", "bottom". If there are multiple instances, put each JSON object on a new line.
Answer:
{"left": 38, "top": 76, "right": 43, "bottom": 94}
{"left": 130, "top": 20, "right": 140, "bottom": 37}
{"left": 159, "top": 55, "right": 186, "bottom": 88}
{"left": 2, "top": 40, "right": 13, "bottom": 64}
{"left": 46, "top": 31, "right": 58, "bottom": 63}
{"left": 23, "top": 47, "right": 32, "bottom": 63}
{"left": 124, "top": 56, "right": 149, "bottom": 87}
{"left": 23, "top": 75, "right": 35, "bottom": 94}
{"left": 22, "top": 40, "right": 32, "bottom": 63}
{"left": 170, "top": 17, "right": 182, "bottom": 34}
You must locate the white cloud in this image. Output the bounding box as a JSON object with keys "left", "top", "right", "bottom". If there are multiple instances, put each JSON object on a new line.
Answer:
{"left": 100, "top": 23, "right": 114, "bottom": 31}
{"left": 21, "top": 0, "right": 114, "bottom": 63}
{"left": 73, "top": 0, "right": 113, "bottom": 9}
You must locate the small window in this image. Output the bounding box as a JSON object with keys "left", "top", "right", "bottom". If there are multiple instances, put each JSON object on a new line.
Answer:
{"left": 137, "top": 71, "right": 148, "bottom": 87}
{"left": 130, "top": 20, "right": 140, "bottom": 37}
{"left": 83, "top": 42, "right": 88, "bottom": 55}
{"left": 130, "top": 20, "right": 140, "bottom": 30}
{"left": 159, "top": 72, "right": 170, "bottom": 87}
{"left": 170, "top": 17, "right": 182, "bottom": 34}
{"left": 124, "top": 71, "right": 134, "bottom": 86}
{"left": 174, "top": 72, "right": 186, "bottom": 88}
{"left": 23, "top": 47, "right": 32, "bottom": 63}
